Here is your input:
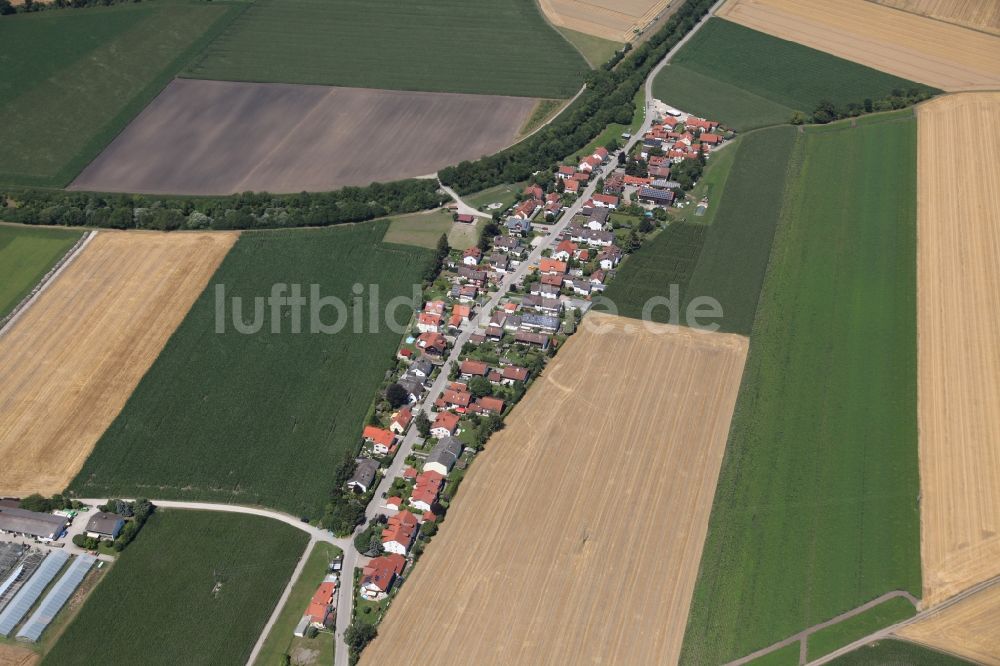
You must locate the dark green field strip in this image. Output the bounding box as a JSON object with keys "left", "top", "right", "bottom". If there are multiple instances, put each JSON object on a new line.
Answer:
{"left": 681, "top": 115, "right": 920, "bottom": 663}
{"left": 184, "top": 0, "right": 589, "bottom": 98}
{"left": 0, "top": 1, "right": 242, "bottom": 188}
{"left": 42, "top": 510, "right": 308, "bottom": 666}
{"left": 0, "top": 225, "right": 82, "bottom": 319}
{"left": 603, "top": 125, "right": 795, "bottom": 334}
{"left": 655, "top": 18, "right": 938, "bottom": 130}
{"left": 70, "top": 221, "right": 433, "bottom": 516}
{"left": 807, "top": 597, "right": 916, "bottom": 661}
{"left": 827, "top": 639, "right": 974, "bottom": 666}
{"left": 747, "top": 643, "right": 800, "bottom": 666}
{"left": 652, "top": 64, "right": 793, "bottom": 131}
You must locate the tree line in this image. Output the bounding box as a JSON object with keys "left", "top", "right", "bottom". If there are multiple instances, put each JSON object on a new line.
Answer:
{"left": 1, "top": 0, "right": 142, "bottom": 14}
{"left": 793, "top": 88, "right": 935, "bottom": 125}
{"left": 437, "top": 0, "right": 716, "bottom": 195}
{"left": 1, "top": 180, "right": 449, "bottom": 231}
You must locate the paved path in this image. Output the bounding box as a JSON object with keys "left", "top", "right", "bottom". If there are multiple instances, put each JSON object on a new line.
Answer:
{"left": 439, "top": 183, "right": 492, "bottom": 219}
{"left": 725, "top": 590, "right": 921, "bottom": 666}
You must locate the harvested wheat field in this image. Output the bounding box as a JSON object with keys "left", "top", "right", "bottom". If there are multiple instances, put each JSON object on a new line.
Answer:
{"left": 717, "top": 0, "right": 1000, "bottom": 91}
{"left": 897, "top": 582, "right": 1000, "bottom": 665}
{"left": 69, "top": 79, "right": 537, "bottom": 196}
{"left": 0, "top": 230, "right": 235, "bottom": 496}
{"left": 873, "top": 0, "right": 1000, "bottom": 35}
{"left": 361, "top": 313, "right": 749, "bottom": 666}
{"left": 0, "top": 645, "right": 37, "bottom": 666}
{"left": 538, "top": 0, "right": 674, "bottom": 41}
{"left": 916, "top": 92, "right": 1000, "bottom": 608}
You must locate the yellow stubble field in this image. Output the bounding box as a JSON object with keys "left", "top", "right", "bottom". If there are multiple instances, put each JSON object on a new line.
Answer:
{"left": 716, "top": 0, "right": 1000, "bottom": 91}
{"left": 360, "top": 313, "right": 749, "bottom": 665}
{"left": 538, "top": 0, "right": 676, "bottom": 42}
{"left": 897, "top": 582, "right": 1000, "bottom": 665}
{"left": 0, "top": 230, "right": 236, "bottom": 496}
{"left": 915, "top": 92, "right": 1000, "bottom": 607}
{"left": 873, "top": 0, "right": 1000, "bottom": 35}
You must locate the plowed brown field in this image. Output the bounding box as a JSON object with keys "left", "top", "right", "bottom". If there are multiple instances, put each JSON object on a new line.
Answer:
{"left": 360, "top": 313, "right": 749, "bottom": 666}
{"left": 538, "top": 0, "right": 674, "bottom": 41}
{"left": 897, "top": 583, "right": 1000, "bottom": 665}
{"left": 916, "top": 93, "right": 1000, "bottom": 608}
{"left": 0, "top": 230, "right": 235, "bottom": 496}
{"left": 873, "top": 0, "right": 1000, "bottom": 35}
{"left": 716, "top": 0, "right": 1000, "bottom": 91}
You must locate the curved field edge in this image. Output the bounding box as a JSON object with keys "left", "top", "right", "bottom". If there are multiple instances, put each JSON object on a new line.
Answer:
{"left": 40, "top": 510, "right": 309, "bottom": 666}
{"left": 806, "top": 597, "right": 916, "bottom": 661}
{"left": 826, "top": 639, "right": 974, "bottom": 666}
{"left": 67, "top": 222, "right": 433, "bottom": 517}
{"left": 680, "top": 113, "right": 921, "bottom": 663}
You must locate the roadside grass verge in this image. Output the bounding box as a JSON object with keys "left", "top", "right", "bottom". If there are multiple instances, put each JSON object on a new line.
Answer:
{"left": 42, "top": 510, "right": 308, "bottom": 666}
{"left": 0, "top": 225, "right": 82, "bottom": 319}
{"left": 827, "top": 639, "right": 974, "bottom": 666}
{"left": 69, "top": 221, "right": 433, "bottom": 517}
{"left": 254, "top": 542, "right": 341, "bottom": 666}
{"left": 807, "top": 597, "right": 917, "bottom": 661}
{"left": 0, "top": 1, "right": 241, "bottom": 188}
{"left": 603, "top": 125, "right": 796, "bottom": 335}
{"left": 681, "top": 113, "right": 921, "bottom": 663}
{"left": 653, "top": 18, "right": 939, "bottom": 130}
{"left": 183, "top": 0, "right": 589, "bottom": 98}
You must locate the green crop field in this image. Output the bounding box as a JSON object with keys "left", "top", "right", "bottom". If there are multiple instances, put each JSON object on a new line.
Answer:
{"left": 555, "top": 26, "right": 622, "bottom": 68}
{"left": 0, "top": 1, "right": 240, "bottom": 187}
{"left": 807, "top": 597, "right": 916, "bottom": 661}
{"left": 70, "top": 221, "right": 432, "bottom": 516}
{"left": 603, "top": 126, "right": 795, "bottom": 335}
{"left": 747, "top": 643, "right": 800, "bottom": 666}
{"left": 43, "top": 510, "right": 308, "bottom": 666}
{"left": 0, "top": 225, "right": 82, "bottom": 319}
{"left": 828, "top": 640, "right": 973, "bottom": 666}
{"left": 184, "top": 0, "right": 589, "bottom": 98}
{"left": 653, "top": 18, "right": 938, "bottom": 130}
{"left": 681, "top": 115, "right": 921, "bottom": 663}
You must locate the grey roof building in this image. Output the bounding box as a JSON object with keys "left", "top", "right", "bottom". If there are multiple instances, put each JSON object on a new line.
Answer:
{"left": 347, "top": 459, "right": 380, "bottom": 494}
{"left": 423, "top": 436, "right": 464, "bottom": 475}
{"left": 520, "top": 313, "right": 560, "bottom": 332}
{"left": 0, "top": 507, "right": 66, "bottom": 542}
{"left": 85, "top": 512, "right": 125, "bottom": 540}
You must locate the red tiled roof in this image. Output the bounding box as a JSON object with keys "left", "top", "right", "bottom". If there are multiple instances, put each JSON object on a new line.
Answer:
{"left": 363, "top": 426, "right": 395, "bottom": 447}
{"left": 362, "top": 554, "right": 406, "bottom": 592}
{"left": 432, "top": 411, "right": 460, "bottom": 432}
{"left": 306, "top": 581, "right": 336, "bottom": 623}
{"left": 460, "top": 360, "right": 489, "bottom": 376}
{"left": 539, "top": 258, "right": 567, "bottom": 274}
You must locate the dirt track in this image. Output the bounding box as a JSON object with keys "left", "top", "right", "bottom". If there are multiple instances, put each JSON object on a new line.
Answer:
{"left": 69, "top": 80, "right": 536, "bottom": 196}
{"left": 716, "top": 0, "right": 1000, "bottom": 91}
{"left": 0, "top": 230, "right": 235, "bottom": 496}
{"left": 915, "top": 93, "right": 1000, "bottom": 608}
{"left": 897, "top": 583, "right": 1000, "bottom": 665}
{"left": 538, "top": 0, "right": 673, "bottom": 41}
{"left": 873, "top": 0, "right": 1000, "bottom": 35}
{"left": 360, "top": 313, "right": 748, "bottom": 665}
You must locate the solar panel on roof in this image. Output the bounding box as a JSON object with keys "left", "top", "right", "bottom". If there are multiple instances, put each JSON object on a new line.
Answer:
{"left": 16, "top": 554, "right": 96, "bottom": 642}
{"left": 0, "top": 550, "right": 69, "bottom": 637}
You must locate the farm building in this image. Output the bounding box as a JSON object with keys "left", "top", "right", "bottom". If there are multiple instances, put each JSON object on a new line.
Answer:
{"left": 85, "top": 511, "right": 125, "bottom": 540}
{"left": 0, "top": 507, "right": 67, "bottom": 542}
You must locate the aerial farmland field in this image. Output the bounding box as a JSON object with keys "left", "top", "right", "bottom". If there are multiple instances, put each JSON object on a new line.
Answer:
{"left": 873, "top": 0, "right": 1000, "bottom": 35}
{"left": 69, "top": 222, "right": 432, "bottom": 517}
{"left": 716, "top": 0, "right": 1000, "bottom": 91}
{"left": 603, "top": 125, "right": 796, "bottom": 335}
{"left": 0, "top": 1, "right": 240, "bottom": 188}
{"left": 652, "top": 18, "right": 938, "bottom": 130}
{"left": 0, "top": 224, "right": 81, "bottom": 320}
{"left": 829, "top": 639, "right": 974, "bottom": 666}
{"left": 184, "top": 0, "right": 589, "bottom": 98}
{"left": 897, "top": 583, "right": 1000, "bottom": 665}
{"left": 361, "top": 314, "right": 748, "bottom": 665}
{"left": 42, "top": 510, "right": 308, "bottom": 666}
{"left": 0, "top": 231, "right": 236, "bottom": 497}
{"left": 69, "top": 80, "right": 536, "bottom": 196}
{"left": 681, "top": 113, "right": 921, "bottom": 663}
{"left": 537, "top": 0, "right": 674, "bottom": 42}
{"left": 914, "top": 92, "right": 1000, "bottom": 607}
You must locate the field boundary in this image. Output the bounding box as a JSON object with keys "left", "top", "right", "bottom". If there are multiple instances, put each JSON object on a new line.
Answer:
{"left": 863, "top": 0, "right": 1000, "bottom": 37}
{"left": 0, "top": 229, "right": 96, "bottom": 338}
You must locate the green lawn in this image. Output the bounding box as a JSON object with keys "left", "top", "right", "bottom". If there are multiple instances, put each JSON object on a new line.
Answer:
{"left": 0, "top": 224, "right": 82, "bottom": 319}
{"left": 675, "top": 135, "right": 741, "bottom": 227}
{"left": 807, "top": 597, "right": 917, "bottom": 661}
{"left": 382, "top": 208, "right": 479, "bottom": 250}
{"left": 555, "top": 26, "right": 622, "bottom": 68}
{"left": 69, "top": 221, "right": 433, "bottom": 517}
{"left": 653, "top": 18, "right": 939, "bottom": 130}
{"left": 463, "top": 182, "right": 526, "bottom": 213}
{"left": 827, "top": 640, "right": 974, "bottom": 666}
{"left": 183, "top": 0, "right": 589, "bottom": 98}
{"left": 0, "top": 1, "right": 241, "bottom": 187}
{"left": 603, "top": 125, "right": 796, "bottom": 335}
{"left": 254, "top": 542, "right": 341, "bottom": 666}
{"left": 681, "top": 115, "right": 921, "bottom": 663}
{"left": 42, "top": 510, "right": 308, "bottom": 666}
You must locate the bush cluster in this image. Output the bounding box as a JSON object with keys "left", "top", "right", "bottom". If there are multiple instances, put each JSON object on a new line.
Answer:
{"left": 792, "top": 88, "right": 934, "bottom": 125}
